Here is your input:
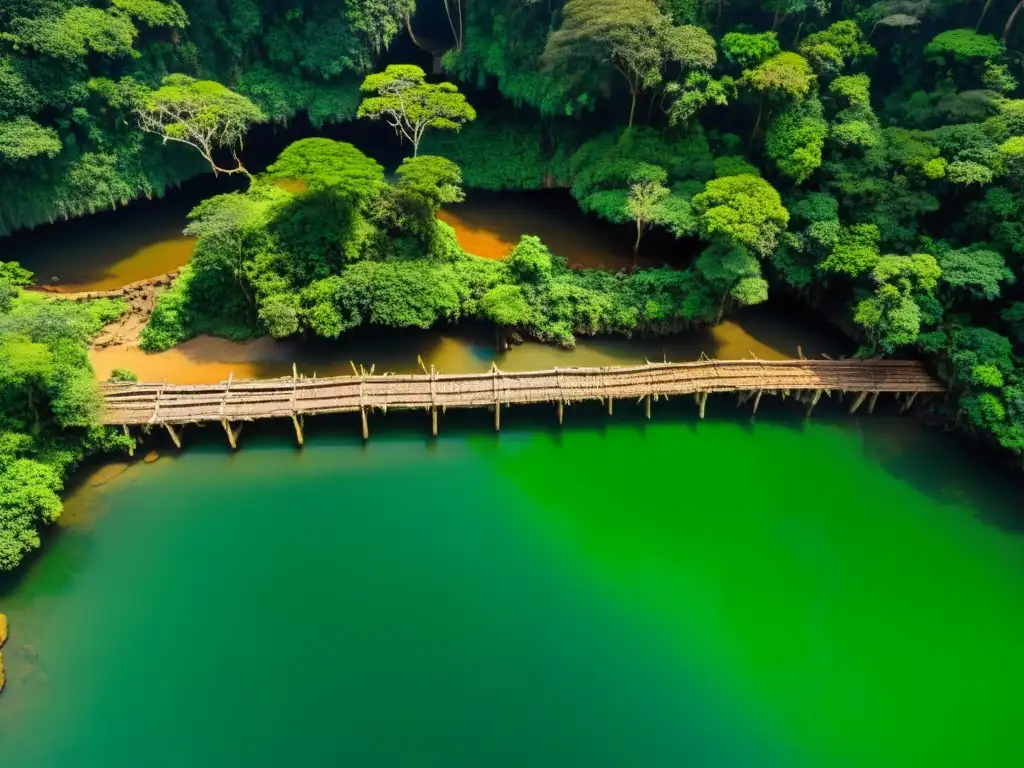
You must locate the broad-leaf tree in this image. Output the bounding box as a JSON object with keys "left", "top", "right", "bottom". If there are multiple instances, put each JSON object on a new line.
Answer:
{"left": 542, "top": 0, "right": 716, "bottom": 127}
{"left": 135, "top": 75, "right": 266, "bottom": 180}
{"left": 357, "top": 65, "right": 476, "bottom": 156}
{"left": 625, "top": 168, "right": 670, "bottom": 266}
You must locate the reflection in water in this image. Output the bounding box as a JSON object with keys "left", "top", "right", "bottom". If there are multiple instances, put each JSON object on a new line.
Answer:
{"left": 4, "top": 187, "right": 210, "bottom": 292}
{"left": 90, "top": 307, "right": 850, "bottom": 384}
{"left": 7, "top": 188, "right": 676, "bottom": 293}
{"left": 439, "top": 190, "right": 675, "bottom": 270}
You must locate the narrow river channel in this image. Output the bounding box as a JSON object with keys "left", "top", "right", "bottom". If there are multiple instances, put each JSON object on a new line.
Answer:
{"left": 1, "top": 179, "right": 1022, "bottom": 768}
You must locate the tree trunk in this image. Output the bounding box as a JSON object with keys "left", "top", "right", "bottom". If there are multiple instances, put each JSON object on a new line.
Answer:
{"left": 633, "top": 221, "right": 642, "bottom": 269}
{"left": 628, "top": 90, "right": 637, "bottom": 128}
{"left": 405, "top": 15, "right": 431, "bottom": 52}
{"left": 977, "top": 0, "right": 992, "bottom": 30}
{"left": 716, "top": 293, "right": 728, "bottom": 325}
{"left": 1005, "top": 0, "right": 1024, "bottom": 40}
{"left": 749, "top": 95, "right": 764, "bottom": 147}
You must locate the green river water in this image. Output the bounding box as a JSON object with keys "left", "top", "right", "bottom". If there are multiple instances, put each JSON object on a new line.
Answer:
{"left": 1, "top": 401, "right": 1022, "bottom": 767}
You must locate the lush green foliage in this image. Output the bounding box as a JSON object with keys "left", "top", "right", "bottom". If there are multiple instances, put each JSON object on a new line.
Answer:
{"left": 143, "top": 139, "right": 715, "bottom": 351}
{"left": 0, "top": 1, "right": 413, "bottom": 235}
{"left": 8, "top": 0, "right": 1024, "bottom": 484}
{"left": 357, "top": 64, "right": 476, "bottom": 156}
{"left": 135, "top": 74, "right": 266, "bottom": 178}
{"left": 0, "top": 265, "right": 131, "bottom": 569}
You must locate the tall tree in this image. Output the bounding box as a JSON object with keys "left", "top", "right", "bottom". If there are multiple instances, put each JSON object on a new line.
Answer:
{"left": 542, "top": 0, "right": 716, "bottom": 127}
{"left": 357, "top": 65, "right": 476, "bottom": 157}
{"left": 625, "top": 169, "right": 670, "bottom": 266}
{"left": 135, "top": 75, "right": 266, "bottom": 181}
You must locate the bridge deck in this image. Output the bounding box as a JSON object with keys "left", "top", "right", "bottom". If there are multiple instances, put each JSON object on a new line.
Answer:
{"left": 101, "top": 359, "right": 944, "bottom": 426}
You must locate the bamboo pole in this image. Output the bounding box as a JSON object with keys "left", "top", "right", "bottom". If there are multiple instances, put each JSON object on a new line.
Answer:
{"left": 291, "top": 414, "right": 304, "bottom": 446}
{"left": 901, "top": 391, "right": 919, "bottom": 413}
{"left": 868, "top": 391, "right": 880, "bottom": 414}
{"left": 806, "top": 389, "right": 822, "bottom": 417}
{"left": 608, "top": 398, "right": 614, "bottom": 416}
{"left": 359, "top": 376, "right": 368, "bottom": 439}
{"left": 753, "top": 390, "right": 763, "bottom": 414}
{"left": 558, "top": 400, "right": 564, "bottom": 425}
{"left": 698, "top": 391, "right": 708, "bottom": 419}
{"left": 222, "top": 420, "right": 238, "bottom": 450}
{"left": 848, "top": 391, "right": 869, "bottom": 414}
{"left": 164, "top": 423, "right": 182, "bottom": 449}
{"left": 645, "top": 393, "right": 651, "bottom": 419}
{"left": 430, "top": 365, "right": 438, "bottom": 436}
{"left": 492, "top": 363, "right": 501, "bottom": 431}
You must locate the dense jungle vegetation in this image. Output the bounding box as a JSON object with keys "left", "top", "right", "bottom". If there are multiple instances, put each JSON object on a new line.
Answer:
{"left": 3, "top": 0, "right": 1024, "bottom": 568}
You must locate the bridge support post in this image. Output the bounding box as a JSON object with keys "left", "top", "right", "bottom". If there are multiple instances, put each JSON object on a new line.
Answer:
{"left": 557, "top": 400, "right": 564, "bottom": 425}
{"left": 645, "top": 394, "right": 652, "bottom": 419}
{"left": 806, "top": 389, "right": 822, "bottom": 417}
{"left": 431, "top": 407, "right": 438, "bottom": 436}
{"left": 900, "top": 391, "right": 919, "bottom": 413}
{"left": 221, "top": 420, "right": 238, "bottom": 450}
{"left": 361, "top": 407, "right": 369, "bottom": 440}
{"left": 608, "top": 398, "right": 614, "bottom": 416}
{"left": 164, "top": 423, "right": 182, "bottom": 449}
{"left": 868, "top": 391, "right": 880, "bottom": 414}
{"left": 494, "top": 403, "right": 501, "bottom": 431}
{"left": 292, "top": 414, "right": 304, "bottom": 446}
{"left": 752, "top": 390, "right": 763, "bottom": 415}
{"left": 698, "top": 392, "right": 708, "bottom": 419}
{"left": 848, "top": 391, "right": 869, "bottom": 414}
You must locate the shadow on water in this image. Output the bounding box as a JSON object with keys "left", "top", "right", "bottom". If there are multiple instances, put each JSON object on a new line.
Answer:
{"left": 850, "top": 403, "right": 1024, "bottom": 533}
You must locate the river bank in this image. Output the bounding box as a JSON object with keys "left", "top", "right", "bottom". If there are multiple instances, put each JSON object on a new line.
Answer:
{"left": 85, "top": 304, "right": 849, "bottom": 384}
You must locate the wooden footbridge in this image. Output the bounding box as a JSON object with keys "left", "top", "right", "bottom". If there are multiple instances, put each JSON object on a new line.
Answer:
{"left": 101, "top": 358, "right": 945, "bottom": 449}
